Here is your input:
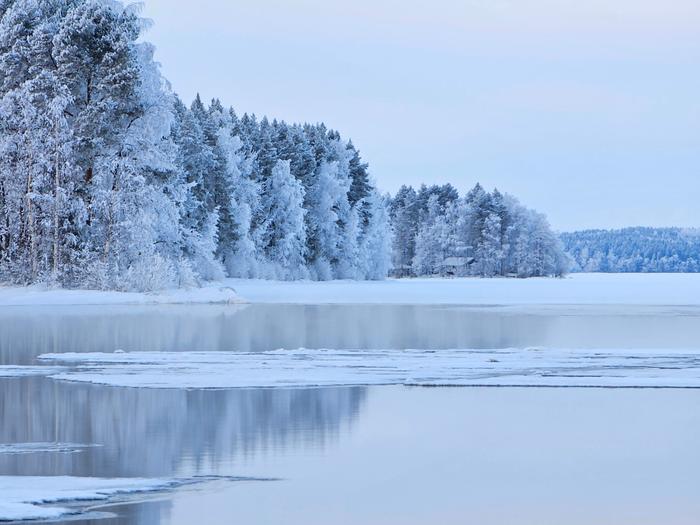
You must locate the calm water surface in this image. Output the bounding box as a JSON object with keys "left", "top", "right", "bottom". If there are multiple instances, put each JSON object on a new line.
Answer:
{"left": 1, "top": 304, "right": 699, "bottom": 524}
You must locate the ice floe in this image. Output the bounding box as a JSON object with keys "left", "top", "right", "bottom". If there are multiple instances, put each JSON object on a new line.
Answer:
{"left": 0, "top": 475, "right": 270, "bottom": 522}
{"left": 0, "top": 366, "right": 64, "bottom": 378}
{"left": 0, "top": 443, "right": 100, "bottom": 455}
{"left": 37, "top": 348, "right": 700, "bottom": 389}
{"left": 0, "top": 476, "right": 190, "bottom": 521}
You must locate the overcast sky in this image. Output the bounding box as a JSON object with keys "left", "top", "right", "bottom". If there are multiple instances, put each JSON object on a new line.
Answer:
{"left": 140, "top": 0, "right": 699, "bottom": 231}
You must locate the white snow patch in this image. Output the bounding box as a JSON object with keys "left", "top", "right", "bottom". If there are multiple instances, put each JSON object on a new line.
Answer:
{"left": 0, "top": 283, "right": 245, "bottom": 307}
{"left": 225, "top": 273, "right": 700, "bottom": 306}
{"left": 38, "top": 348, "right": 700, "bottom": 389}
{"left": 0, "top": 476, "right": 187, "bottom": 522}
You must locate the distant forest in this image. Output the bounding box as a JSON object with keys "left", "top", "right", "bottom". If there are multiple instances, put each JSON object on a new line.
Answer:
{"left": 562, "top": 228, "right": 700, "bottom": 273}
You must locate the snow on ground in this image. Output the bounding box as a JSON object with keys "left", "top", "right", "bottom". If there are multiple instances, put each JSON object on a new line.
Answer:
{"left": 0, "top": 476, "right": 188, "bottom": 521}
{"left": 0, "top": 283, "right": 245, "bottom": 306}
{"left": 0, "top": 443, "right": 100, "bottom": 455}
{"left": 1, "top": 273, "right": 699, "bottom": 307}
{"left": 37, "top": 348, "right": 700, "bottom": 389}
{"left": 226, "top": 273, "right": 700, "bottom": 306}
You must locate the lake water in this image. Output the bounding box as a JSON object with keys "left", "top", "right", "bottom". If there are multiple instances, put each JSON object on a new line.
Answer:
{"left": 1, "top": 304, "right": 700, "bottom": 524}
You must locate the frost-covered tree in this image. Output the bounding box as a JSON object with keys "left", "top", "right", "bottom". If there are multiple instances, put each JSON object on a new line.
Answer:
{"left": 213, "top": 114, "right": 259, "bottom": 277}
{"left": 336, "top": 203, "right": 361, "bottom": 279}
{"left": 170, "top": 97, "right": 223, "bottom": 282}
{"left": 0, "top": 0, "right": 562, "bottom": 289}
{"left": 358, "top": 190, "right": 392, "bottom": 280}
{"left": 0, "top": 0, "right": 196, "bottom": 290}
{"left": 390, "top": 183, "right": 568, "bottom": 278}
{"left": 305, "top": 160, "right": 350, "bottom": 279}
{"left": 475, "top": 213, "right": 504, "bottom": 277}
{"left": 389, "top": 185, "right": 419, "bottom": 276}
{"left": 258, "top": 160, "right": 307, "bottom": 279}
{"left": 413, "top": 195, "right": 448, "bottom": 276}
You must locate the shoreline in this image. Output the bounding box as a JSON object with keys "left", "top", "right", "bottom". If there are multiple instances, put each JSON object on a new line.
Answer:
{"left": 1, "top": 273, "right": 700, "bottom": 307}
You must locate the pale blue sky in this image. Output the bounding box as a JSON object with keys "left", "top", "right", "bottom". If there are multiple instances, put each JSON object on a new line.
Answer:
{"left": 141, "top": 0, "right": 699, "bottom": 231}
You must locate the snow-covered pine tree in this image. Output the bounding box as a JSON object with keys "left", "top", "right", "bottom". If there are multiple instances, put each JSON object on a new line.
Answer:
{"left": 259, "top": 160, "right": 307, "bottom": 279}
{"left": 389, "top": 185, "right": 419, "bottom": 276}
{"left": 305, "top": 160, "right": 348, "bottom": 279}
{"left": 0, "top": 0, "right": 561, "bottom": 288}
{"left": 212, "top": 109, "right": 260, "bottom": 277}
{"left": 0, "top": 0, "right": 193, "bottom": 290}
{"left": 475, "top": 212, "right": 504, "bottom": 277}
{"left": 171, "top": 97, "right": 223, "bottom": 283}
{"left": 389, "top": 183, "right": 567, "bottom": 278}
{"left": 358, "top": 190, "right": 392, "bottom": 280}
{"left": 413, "top": 194, "right": 447, "bottom": 276}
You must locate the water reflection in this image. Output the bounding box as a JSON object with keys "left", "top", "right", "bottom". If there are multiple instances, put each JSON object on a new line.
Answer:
{"left": 2, "top": 304, "right": 700, "bottom": 365}
{"left": 0, "top": 377, "right": 365, "bottom": 478}
{"left": 1, "top": 304, "right": 700, "bottom": 524}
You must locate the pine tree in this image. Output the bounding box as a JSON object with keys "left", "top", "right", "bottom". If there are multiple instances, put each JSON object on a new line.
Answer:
{"left": 413, "top": 194, "right": 447, "bottom": 276}
{"left": 359, "top": 190, "right": 392, "bottom": 280}
{"left": 389, "top": 185, "right": 419, "bottom": 276}
{"left": 260, "top": 160, "right": 307, "bottom": 279}
{"left": 0, "top": 0, "right": 566, "bottom": 289}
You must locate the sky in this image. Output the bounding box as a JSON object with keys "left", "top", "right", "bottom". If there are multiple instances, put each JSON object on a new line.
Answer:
{"left": 140, "top": 0, "right": 700, "bottom": 231}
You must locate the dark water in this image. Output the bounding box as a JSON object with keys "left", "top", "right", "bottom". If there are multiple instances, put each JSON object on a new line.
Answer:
{"left": 1, "top": 305, "right": 700, "bottom": 524}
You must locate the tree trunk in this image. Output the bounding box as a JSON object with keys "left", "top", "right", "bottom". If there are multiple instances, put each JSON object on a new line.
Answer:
{"left": 103, "top": 169, "right": 119, "bottom": 264}
{"left": 26, "top": 167, "right": 37, "bottom": 280}
{"left": 53, "top": 121, "right": 61, "bottom": 278}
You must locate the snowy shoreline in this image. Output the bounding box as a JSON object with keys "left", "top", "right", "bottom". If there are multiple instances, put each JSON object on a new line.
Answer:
{"left": 0, "top": 283, "right": 246, "bottom": 307}
{"left": 1, "top": 273, "right": 700, "bottom": 307}
{"left": 228, "top": 273, "right": 700, "bottom": 306}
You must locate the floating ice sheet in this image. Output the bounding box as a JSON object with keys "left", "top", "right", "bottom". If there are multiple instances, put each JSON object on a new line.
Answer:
{"left": 38, "top": 348, "right": 700, "bottom": 389}
{"left": 0, "top": 443, "right": 101, "bottom": 455}
{"left": 0, "top": 366, "right": 64, "bottom": 378}
{"left": 0, "top": 476, "right": 189, "bottom": 522}
{"left": 0, "top": 475, "right": 269, "bottom": 522}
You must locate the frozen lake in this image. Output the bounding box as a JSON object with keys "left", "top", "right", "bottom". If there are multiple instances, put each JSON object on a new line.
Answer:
{"left": 1, "top": 302, "right": 700, "bottom": 523}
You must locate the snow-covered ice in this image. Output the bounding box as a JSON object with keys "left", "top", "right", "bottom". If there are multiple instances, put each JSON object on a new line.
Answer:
{"left": 0, "top": 475, "right": 269, "bottom": 522}
{"left": 0, "top": 283, "right": 245, "bottom": 307}
{"left": 0, "top": 443, "right": 100, "bottom": 455}
{"left": 0, "top": 366, "right": 65, "bottom": 378}
{"left": 37, "top": 348, "right": 700, "bottom": 389}
{"left": 1, "top": 274, "right": 699, "bottom": 307}
{"left": 0, "top": 476, "right": 190, "bottom": 522}
{"left": 225, "top": 273, "right": 700, "bottom": 306}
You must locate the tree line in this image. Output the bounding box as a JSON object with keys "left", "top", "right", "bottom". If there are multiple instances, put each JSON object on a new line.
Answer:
{"left": 0, "top": 0, "right": 567, "bottom": 291}
{"left": 0, "top": 0, "right": 390, "bottom": 290}
{"left": 390, "top": 183, "right": 569, "bottom": 278}
{"left": 562, "top": 227, "right": 700, "bottom": 273}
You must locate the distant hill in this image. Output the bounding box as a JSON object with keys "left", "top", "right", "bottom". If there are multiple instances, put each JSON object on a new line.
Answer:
{"left": 561, "top": 227, "right": 700, "bottom": 273}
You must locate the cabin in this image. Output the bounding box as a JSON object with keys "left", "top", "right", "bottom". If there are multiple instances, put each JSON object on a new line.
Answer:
{"left": 392, "top": 264, "right": 414, "bottom": 278}
{"left": 440, "top": 256, "right": 473, "bottom": 276}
